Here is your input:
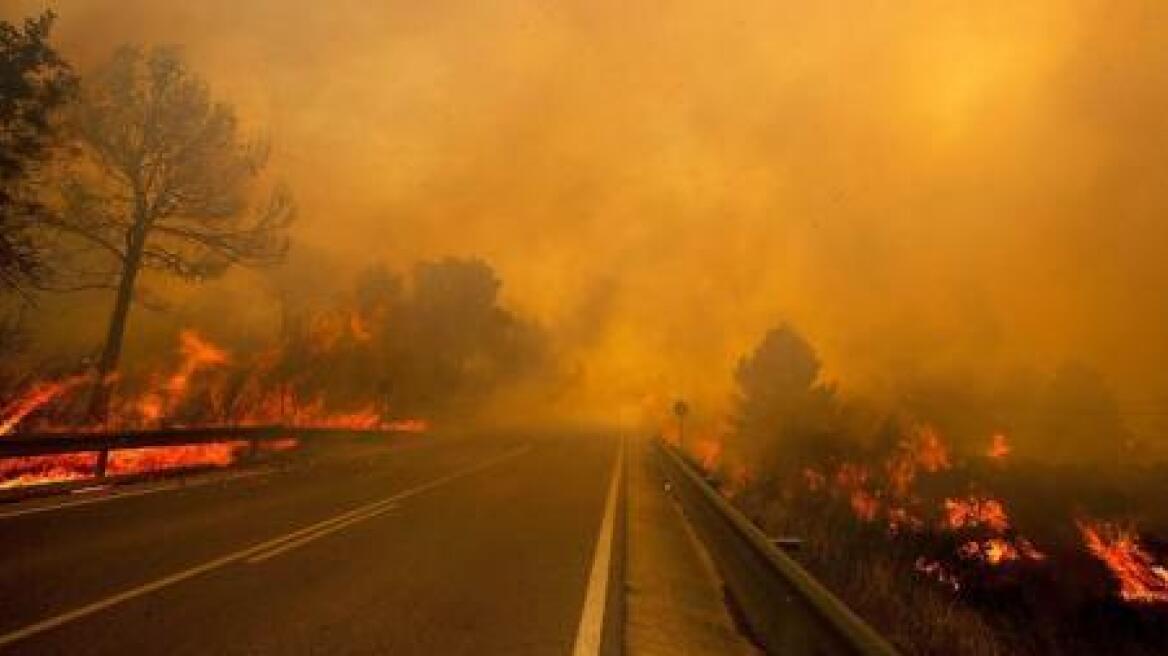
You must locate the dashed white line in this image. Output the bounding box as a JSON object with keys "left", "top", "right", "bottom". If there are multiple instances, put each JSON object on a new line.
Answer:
{"left": 246, "top": 502, "right": 399, "bottom": 564}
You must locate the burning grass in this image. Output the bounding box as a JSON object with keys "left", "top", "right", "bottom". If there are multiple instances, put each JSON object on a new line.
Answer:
{"left": 695, "top": 428, "right": 1168, "bottom": 655}
{"left": 681, "top": 323, "right": 1168, "bottom": 654}
{"left": 0, "top": 326, "right": 428, "bottom": 489}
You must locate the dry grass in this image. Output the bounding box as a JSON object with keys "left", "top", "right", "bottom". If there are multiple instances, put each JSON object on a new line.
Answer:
{"left": 737, "top": 490, "right": 1012, "bottom": 656}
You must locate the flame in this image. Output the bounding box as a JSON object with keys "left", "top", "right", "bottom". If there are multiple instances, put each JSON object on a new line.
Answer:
{"left": 0, "top": 326, "right": 430, "bottom": 489}
{"left": 693, "top": 438, "right": 722, "bottom": 470}
{"left": 132, "top": 330, "right": 229, "bottom": 424}
{"left": 944, "top": 496, "right": 1010, "bottom": 533}
{"left": 108, "top": 442, "right": 243, "bottom": 475}
{"left": 803, "top": 467, "right": 826, "bottom": 492}
{"left": 945, "top": 496, "right": 1045, "bottom": 566}
{"left": 850, "top": 489, "right": 880, "bottom": 522}
{"left": 885, "top": 424, "right": 952, "bottom": 497}
{"left": 987, "top": 433, "right": 1011, "bottom": 459}
{"left": 0, "top": 453, "right": 97, "bottom": 489}
{"left": 0, "top": 374, "right": 92, "bottom": 435}
{"left": 913, "top": 425, "right": 951, "bottom": 473}
{"left": 804, "top": 423, "right": 1050, "bottom": 581}
{"left": 349, "top": 311, "right": 372, "bottom": 341}
{"left": 0, "top": 443, "right": 245, "bottom": 489}
{"left": 1078, "top": 519, "right": 1168, "bottom": 604}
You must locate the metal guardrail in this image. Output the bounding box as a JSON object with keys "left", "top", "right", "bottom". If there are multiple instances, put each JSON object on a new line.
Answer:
{"left": 653, "top": 439, "right": 899, "bottom": 656}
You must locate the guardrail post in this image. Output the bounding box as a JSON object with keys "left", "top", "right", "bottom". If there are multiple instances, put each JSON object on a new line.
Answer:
{"left": 94, "top": 449, "right": 109, "bottom": 478}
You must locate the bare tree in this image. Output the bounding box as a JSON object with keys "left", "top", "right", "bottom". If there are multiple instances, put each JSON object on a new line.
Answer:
{"left": 49, "top": 46, "right": 294, "bottom": 421}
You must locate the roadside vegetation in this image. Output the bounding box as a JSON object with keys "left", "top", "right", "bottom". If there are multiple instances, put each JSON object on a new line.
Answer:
{"left": 697, "top": 324, "right": 1168, "bottom": 655}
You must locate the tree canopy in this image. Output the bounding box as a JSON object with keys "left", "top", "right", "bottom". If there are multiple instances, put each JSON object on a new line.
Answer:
{"left": 0, "top": 12, "right": 75, "bottom": 294}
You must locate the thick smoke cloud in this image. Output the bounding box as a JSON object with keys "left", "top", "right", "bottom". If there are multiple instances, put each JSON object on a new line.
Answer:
{"left": 5, "top": 1, "right": 1168, "bottom": 430}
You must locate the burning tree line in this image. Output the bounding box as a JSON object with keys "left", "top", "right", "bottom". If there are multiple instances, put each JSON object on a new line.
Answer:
{"left": 1, "top": 13, "right": 294, "bottom": 412}
{"left": 0, "top": 11, "right": 294, "bottom": 484}
{"left": 680, "top": 325, "right": 1168, "bottom": 655}
{"left": 0, "top": 14, "right": 552, "bottom": 486}
{"left": 0, "top": 255, "right": 551, "bottom": 487}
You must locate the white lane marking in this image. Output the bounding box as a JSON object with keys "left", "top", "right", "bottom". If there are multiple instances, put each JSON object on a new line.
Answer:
{"left": 0, "top": 486, "right": 174, "bottom": 520}
{"left": 0, "top": 470, "right": 268, "bottom": 521}
{"left": 246, "top": 502, "right": 399, "bottom": 564}
{"left": 571, "top": 436, "right": 624, "bottom": 656}
{"left": 0, "top": 445, "right": 531, "bottom": 649}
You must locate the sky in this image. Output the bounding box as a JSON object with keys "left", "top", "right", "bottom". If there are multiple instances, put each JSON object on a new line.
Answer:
{"left": 5, "top": 0, "right": 1168, "bottom": 425}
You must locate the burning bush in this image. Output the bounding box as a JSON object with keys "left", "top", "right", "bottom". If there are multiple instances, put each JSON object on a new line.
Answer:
{"left": 270, "top": 257, "right": 552, "bottom": 420}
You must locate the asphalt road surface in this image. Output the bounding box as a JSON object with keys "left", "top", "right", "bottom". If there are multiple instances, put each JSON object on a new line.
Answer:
{"left": 0, "top": 432, "right": 622, "bottom": 655}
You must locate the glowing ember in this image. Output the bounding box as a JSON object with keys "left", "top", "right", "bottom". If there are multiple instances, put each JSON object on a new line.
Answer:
{"left": 887, "top": 506, "right": 924, "bottom": 534}
{"left": 0, "top": 453, "right": 97, "bottom": 489}
{"left": 1078, "top": 519, "right": 1168, "bottom": 604}
{"left": 915, "top": 557, "right": 961, "bottom": 592}
{"left": 913, "top": 425, "right": 951, "bottom": 473}
{"left": 108, "top": 443, "right": 243, "bottom": 475}
{"left": 958, "top": 538, "right": 1045, "bottom": 566}
{"left": 349, "top": 311, "right": 372, "bottom": 341}
{"left": 693, "top": 438, "right": 722, "bottom": 470}
{"left": 385, "top": 418, "right": 429, "bottom": 433}
{"left": 987, "top": 433, "right": 1011, "bottom": 459}
{"left": 850, "top": 489, "right": 880, "bottom": 522}
{"left": 803, "top": 467, "right": 826, "bottom": 492}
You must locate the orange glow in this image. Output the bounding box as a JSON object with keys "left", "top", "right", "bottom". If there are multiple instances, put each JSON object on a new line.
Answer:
{"left": 131, "top": 330, "right": 230, "bottom": 426}
{"left": 349, "top": 311, "right": 372, "bottom": 341}
{"left": 987, "top": 433, "right": 1011, "bottom": 459}
{"left": 0, "top": 453, "right": 97, "bottom": 489}
{"left": 693, "top": 438, "right": 722, "bottom": 470}
{"left": 108, "top": 443, "right": 243, "bottom": 475}
{"left": 802, "top": 467, "right": 826, "bottom": 492}
{"left": 913, "top": 425, "right": 951, "bottom": 473}
{"left": 849, "top": 489, "right": 880, "bottom": 522}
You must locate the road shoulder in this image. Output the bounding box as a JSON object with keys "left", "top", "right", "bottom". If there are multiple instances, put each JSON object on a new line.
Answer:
{"left": 623, "top": 436, "right": 760, "bottom": 655}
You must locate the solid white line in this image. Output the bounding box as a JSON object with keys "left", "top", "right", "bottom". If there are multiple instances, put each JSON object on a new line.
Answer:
{"left": 246, "top": 502, "right": 399, "bottom": 563}
{"left": 0, "top": 486, "right": 174, "bottom": 520}
{"left": 0, "top": 470, "right": 268, "bottom": 521}
{"left": 571, "top": 437, "right": 624, "bottom": 656}
{"left": 0, "top": 445, "right": 531, "bottom": 649}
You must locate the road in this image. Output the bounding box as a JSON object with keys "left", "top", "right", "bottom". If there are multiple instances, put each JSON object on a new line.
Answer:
{"left": 0, "top": 432, "right": 622, "bottom": 655}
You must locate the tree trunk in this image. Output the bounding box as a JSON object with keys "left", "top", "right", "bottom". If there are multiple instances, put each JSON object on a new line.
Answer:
{"left": 88, "top": 221, "right": 147, "bottom": 474}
